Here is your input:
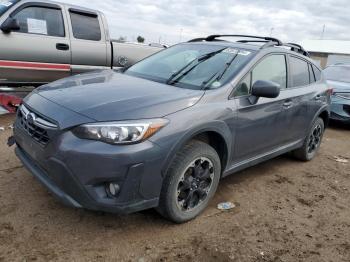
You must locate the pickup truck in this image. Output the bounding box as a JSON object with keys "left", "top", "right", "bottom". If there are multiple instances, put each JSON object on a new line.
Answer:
{"left": 0, "top": 0, "right": 163, "bottom": 86}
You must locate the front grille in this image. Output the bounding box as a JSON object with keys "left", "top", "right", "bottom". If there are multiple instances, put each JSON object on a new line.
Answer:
{"left": 344, "top": 105, "right": 350, "bottom": 115}
{"left": 18, "top": 105, "right": 57, "bottom": 146}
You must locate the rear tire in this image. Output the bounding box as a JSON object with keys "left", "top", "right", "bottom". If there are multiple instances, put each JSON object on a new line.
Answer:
{"left": 157, "top": 140, "right": 221, "bottom": 223}
{"left": 293, "top": 117, "right": 325, "bottom": 161}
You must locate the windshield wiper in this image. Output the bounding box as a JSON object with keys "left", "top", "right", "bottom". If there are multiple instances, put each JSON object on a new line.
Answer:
{"left": 201, "top": 52, "right": 239, "bottom": 89}
{"left": 166, "top": 48, "right": 227, "bottom": 85}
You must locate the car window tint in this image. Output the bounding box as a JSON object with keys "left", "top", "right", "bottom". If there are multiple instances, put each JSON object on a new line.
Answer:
{"left": 70, "top": 11, "right": 101, "bottom": 41}
{"left": 234, "top": 73, "right": 251, "bottom": 97}
{"left": 14, "top": 6, "right": 65, "bottom": 37}
{"left": 252, "top": 55, "right": 287, "bottom": 89}
{"left": 312, "top": 65, "right": 322, "bottom": 81}
{"left": 289, "top": 56, "right": 310, "bottom": 87}
{"left": 308, "top": 63, "right": 316, "bottom": 83}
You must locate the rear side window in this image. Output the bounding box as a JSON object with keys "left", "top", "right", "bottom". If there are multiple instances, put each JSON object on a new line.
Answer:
{"left": 252, "top": 54, "right": 287, "bottom": 89}
{"left": 289, "top": 56, "right": 310, "bottom": 87}
{"left": 70, "top": 11, "right": 101, "bottom": 41}
{"left": 312, "top": 65, "right": 322, "bottom": 81}
{"left": 13, "top": 6, "right": 65, "bottom": 37}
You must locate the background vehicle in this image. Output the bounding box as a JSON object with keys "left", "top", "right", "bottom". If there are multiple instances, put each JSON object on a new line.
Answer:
{"left": 13, "top": 35, "right": 331, "bottom": 223}
{"left": 324, "top": 64, "right": 350, "bottom": 123}
{"left": 0, "top": 0, "right": 163, "bottom": 87}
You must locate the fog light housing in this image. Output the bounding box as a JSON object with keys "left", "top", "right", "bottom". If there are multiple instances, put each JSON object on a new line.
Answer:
{"left": 106, "top": 183, "right": 120, "bottom": 197}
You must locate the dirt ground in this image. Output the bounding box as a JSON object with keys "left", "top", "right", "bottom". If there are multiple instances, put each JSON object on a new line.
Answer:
{"left": 0, "top": 114, "right": 349, "bottom": 262}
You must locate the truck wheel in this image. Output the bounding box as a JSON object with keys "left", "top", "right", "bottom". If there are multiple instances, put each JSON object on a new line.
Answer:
{"left": 157, "top": 140, "right": 221, "bottom": 223}
{"left": 293, "top": 117, "right": 325, "bottom": 161}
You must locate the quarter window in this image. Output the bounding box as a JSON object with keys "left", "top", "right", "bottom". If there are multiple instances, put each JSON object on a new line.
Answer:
{"left": 308, "top": 64, "right": 316, "bottom": 84}
{"left": 312, "top": 65, "right": 322, "bottom": 81}
{"left": 70, "top": 11, "right": 101, "bottom": 41}
{"left": 13, "top": 6, "right": 65, "bottom": 37}
{"left": 252, "top": 55, "right": 287, "bottom": 89}
{"left": 234, "top": 74, "right": 251, "bottom": 96}
{"left": 289, "top": 56, "right": 310, "bottom": 87}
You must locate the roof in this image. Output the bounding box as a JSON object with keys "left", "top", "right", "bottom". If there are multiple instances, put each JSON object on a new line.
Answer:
{"left": 300, "top": 39, "right": 350, "bottom": 55}
{"left": 183, "top": 41, "right": 261, "bottom": 51}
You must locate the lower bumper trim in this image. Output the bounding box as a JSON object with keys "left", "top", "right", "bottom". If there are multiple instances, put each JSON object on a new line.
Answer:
{"left": 15, "top": 146, "right": 82, "bottom": 209}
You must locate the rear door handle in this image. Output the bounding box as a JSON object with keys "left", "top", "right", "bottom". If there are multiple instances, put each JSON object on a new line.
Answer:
{"left": 56, "top": 43, "right": 70, "bottom": 51}
{"left": 283, "top": 100, "right": 293, "bottom": 108}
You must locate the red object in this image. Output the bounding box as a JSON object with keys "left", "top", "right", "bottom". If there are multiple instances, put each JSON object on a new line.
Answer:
{"left": 0, "top": 94, "right": 22, "bottom": 113}
{"left": 0, "top": 60, "right": 70, "bottom": 71}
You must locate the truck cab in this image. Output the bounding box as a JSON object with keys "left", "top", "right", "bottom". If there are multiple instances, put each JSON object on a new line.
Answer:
{"left": 0, "top": 0, "right": 161, "bottom": 86}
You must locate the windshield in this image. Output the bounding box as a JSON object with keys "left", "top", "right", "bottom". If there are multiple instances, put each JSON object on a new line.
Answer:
{"left": 324, "top": 66, "right": 350, "bottom": 83}
{"left": 124, "top": 43, "right": 255, "bottom": 90}
{"left": 0, "top": 0, "right": 19, "bottom": 16}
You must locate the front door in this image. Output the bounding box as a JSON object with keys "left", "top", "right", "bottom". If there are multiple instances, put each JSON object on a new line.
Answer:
{"left": 0, "top": 2, "right": 71, "bottom": 85}
{"left": 231, "top": 54, "right": 291, "bottom": 164}
{"left": 67, "top": 9, "right": 109, "bottom": 74}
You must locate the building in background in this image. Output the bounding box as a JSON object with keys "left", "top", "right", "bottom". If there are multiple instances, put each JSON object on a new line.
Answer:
{"left": 300, "top": 40, "right": 350, "bottom": 69}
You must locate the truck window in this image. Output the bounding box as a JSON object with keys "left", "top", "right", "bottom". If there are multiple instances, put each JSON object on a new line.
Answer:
{"left": 69, "top": 11, "right": 101, "bottom": 41}
{"left": 13, "top": 6, "right": 65, "bottom": 37}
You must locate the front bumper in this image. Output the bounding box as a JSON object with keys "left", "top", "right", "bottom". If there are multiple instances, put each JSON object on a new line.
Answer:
{"left": 330, "top": 96, "right": 350, "bottom": 123}
{"left": 14, "top": 121, "right": 167, "bottom": 214}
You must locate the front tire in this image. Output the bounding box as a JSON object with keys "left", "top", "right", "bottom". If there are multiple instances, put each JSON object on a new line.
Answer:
{"left": 293, "top": 117, "right": 325, "bottom": 161}
{"left": 157, "top": 140, "right": 221, "bottom": 223}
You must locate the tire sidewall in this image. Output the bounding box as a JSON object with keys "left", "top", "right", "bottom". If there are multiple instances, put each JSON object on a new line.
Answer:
{"left": 164, "top": 142, "right": 221, "bottom": 223}
{"left": 305, "top": 118, "right": 325, "bottom": 160}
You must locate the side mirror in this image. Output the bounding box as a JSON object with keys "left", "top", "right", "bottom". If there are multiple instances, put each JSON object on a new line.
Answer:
{"left": 0, "top": 17, "right": 20, "bottom": 33}
{"left": 251, "top": 80, "right": 280, "bottom": 98}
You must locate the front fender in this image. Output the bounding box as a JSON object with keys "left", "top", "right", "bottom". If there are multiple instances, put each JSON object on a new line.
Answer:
{"left": 158, "top": 120, "right": 233, "bottom": 177}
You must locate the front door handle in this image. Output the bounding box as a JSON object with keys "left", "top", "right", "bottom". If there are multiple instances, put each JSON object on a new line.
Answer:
{"left": 56, "top": 43, "right": 70, "bottom": 51}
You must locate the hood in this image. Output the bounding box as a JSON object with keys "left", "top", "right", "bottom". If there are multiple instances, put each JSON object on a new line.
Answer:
{"left": 34, "top": 70, "right": 204, "bottom": 121}
{"left": 327, "top": 80, "right": 350, "bottom": 93}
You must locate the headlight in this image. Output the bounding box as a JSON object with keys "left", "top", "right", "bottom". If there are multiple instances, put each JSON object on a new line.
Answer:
{"left": 73, "top": 119, "right": 169, "bottom": 145}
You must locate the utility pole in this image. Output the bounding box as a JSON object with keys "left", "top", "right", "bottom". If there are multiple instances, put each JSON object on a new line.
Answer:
{"left": 321, "top": 24, "right": 326, "bottom": 40}
{"left": 270, "top": 27, "right": 274, "bottom": 37}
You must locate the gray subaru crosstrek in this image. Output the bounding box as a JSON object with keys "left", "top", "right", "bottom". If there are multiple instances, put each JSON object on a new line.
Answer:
{"left": 12, "top": 35, "right": 331, "bottom": 223}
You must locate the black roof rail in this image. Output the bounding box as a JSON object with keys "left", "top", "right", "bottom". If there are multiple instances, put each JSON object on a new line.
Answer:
{"left": 204, "top": 35, "right": 283, "bottom": 45}
{"left": 187, "top": 35, "right": 310, "bottom": 58}
{"left": 283, "top": 43, "right": 310, "bottom": 57}
{"left": 188, "top": 37, "right": 207, "bottom": 42}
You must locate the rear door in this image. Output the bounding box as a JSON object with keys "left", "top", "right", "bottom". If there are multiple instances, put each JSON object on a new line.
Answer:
{"left": 0, "top": 2, "right": 71, "bottom": 85}
{"left": 281, "top": 55, "right": 319, "bottom": 142}
{"left": 66, "top": 8, "right": 109, "bottom": 74}
{"left": 232, "top": 54, "right": 291, "bottom": 163}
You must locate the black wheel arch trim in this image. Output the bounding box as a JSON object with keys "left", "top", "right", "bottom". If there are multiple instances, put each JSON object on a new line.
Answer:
{"left": 160, "top": 121, "right": 233, "bottom": 178}
{"left": 308, "top": 106, "right": 330, "bottom": 134}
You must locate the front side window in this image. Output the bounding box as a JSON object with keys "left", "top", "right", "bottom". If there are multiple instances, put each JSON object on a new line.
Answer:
{"left": 252, "top": 54, "right": 287, "bottom": 89}
{"left": 289, "top": 56, "right": 310, "bottom": 87}
{"left": 125, "top": 44, "right": 255, "bottom": 90}
{"left": 0, "top": 0, "right": 19, "bottom": 16}
{"left": 70, "top": 11, "right": 101, "bottom": 41}
{"left": 13, "top": 6, "right": 65, "bottom": 37}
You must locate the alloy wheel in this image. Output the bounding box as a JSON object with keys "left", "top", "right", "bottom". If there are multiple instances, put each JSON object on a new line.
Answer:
{"left": 307, "top": 124, "right": 323, "bottom": 154}
{"left": 176, "top": 157, "right": 214, "bottom": 211}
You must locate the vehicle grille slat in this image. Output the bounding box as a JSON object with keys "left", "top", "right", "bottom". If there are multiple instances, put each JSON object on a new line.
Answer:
{"left": 17, "top": 105, "right": 56, "bottom": 146}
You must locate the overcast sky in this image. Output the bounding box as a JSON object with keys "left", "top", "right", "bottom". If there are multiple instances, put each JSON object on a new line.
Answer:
{"left": 60, "top": 0, "right": 349, "bottom": 45}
